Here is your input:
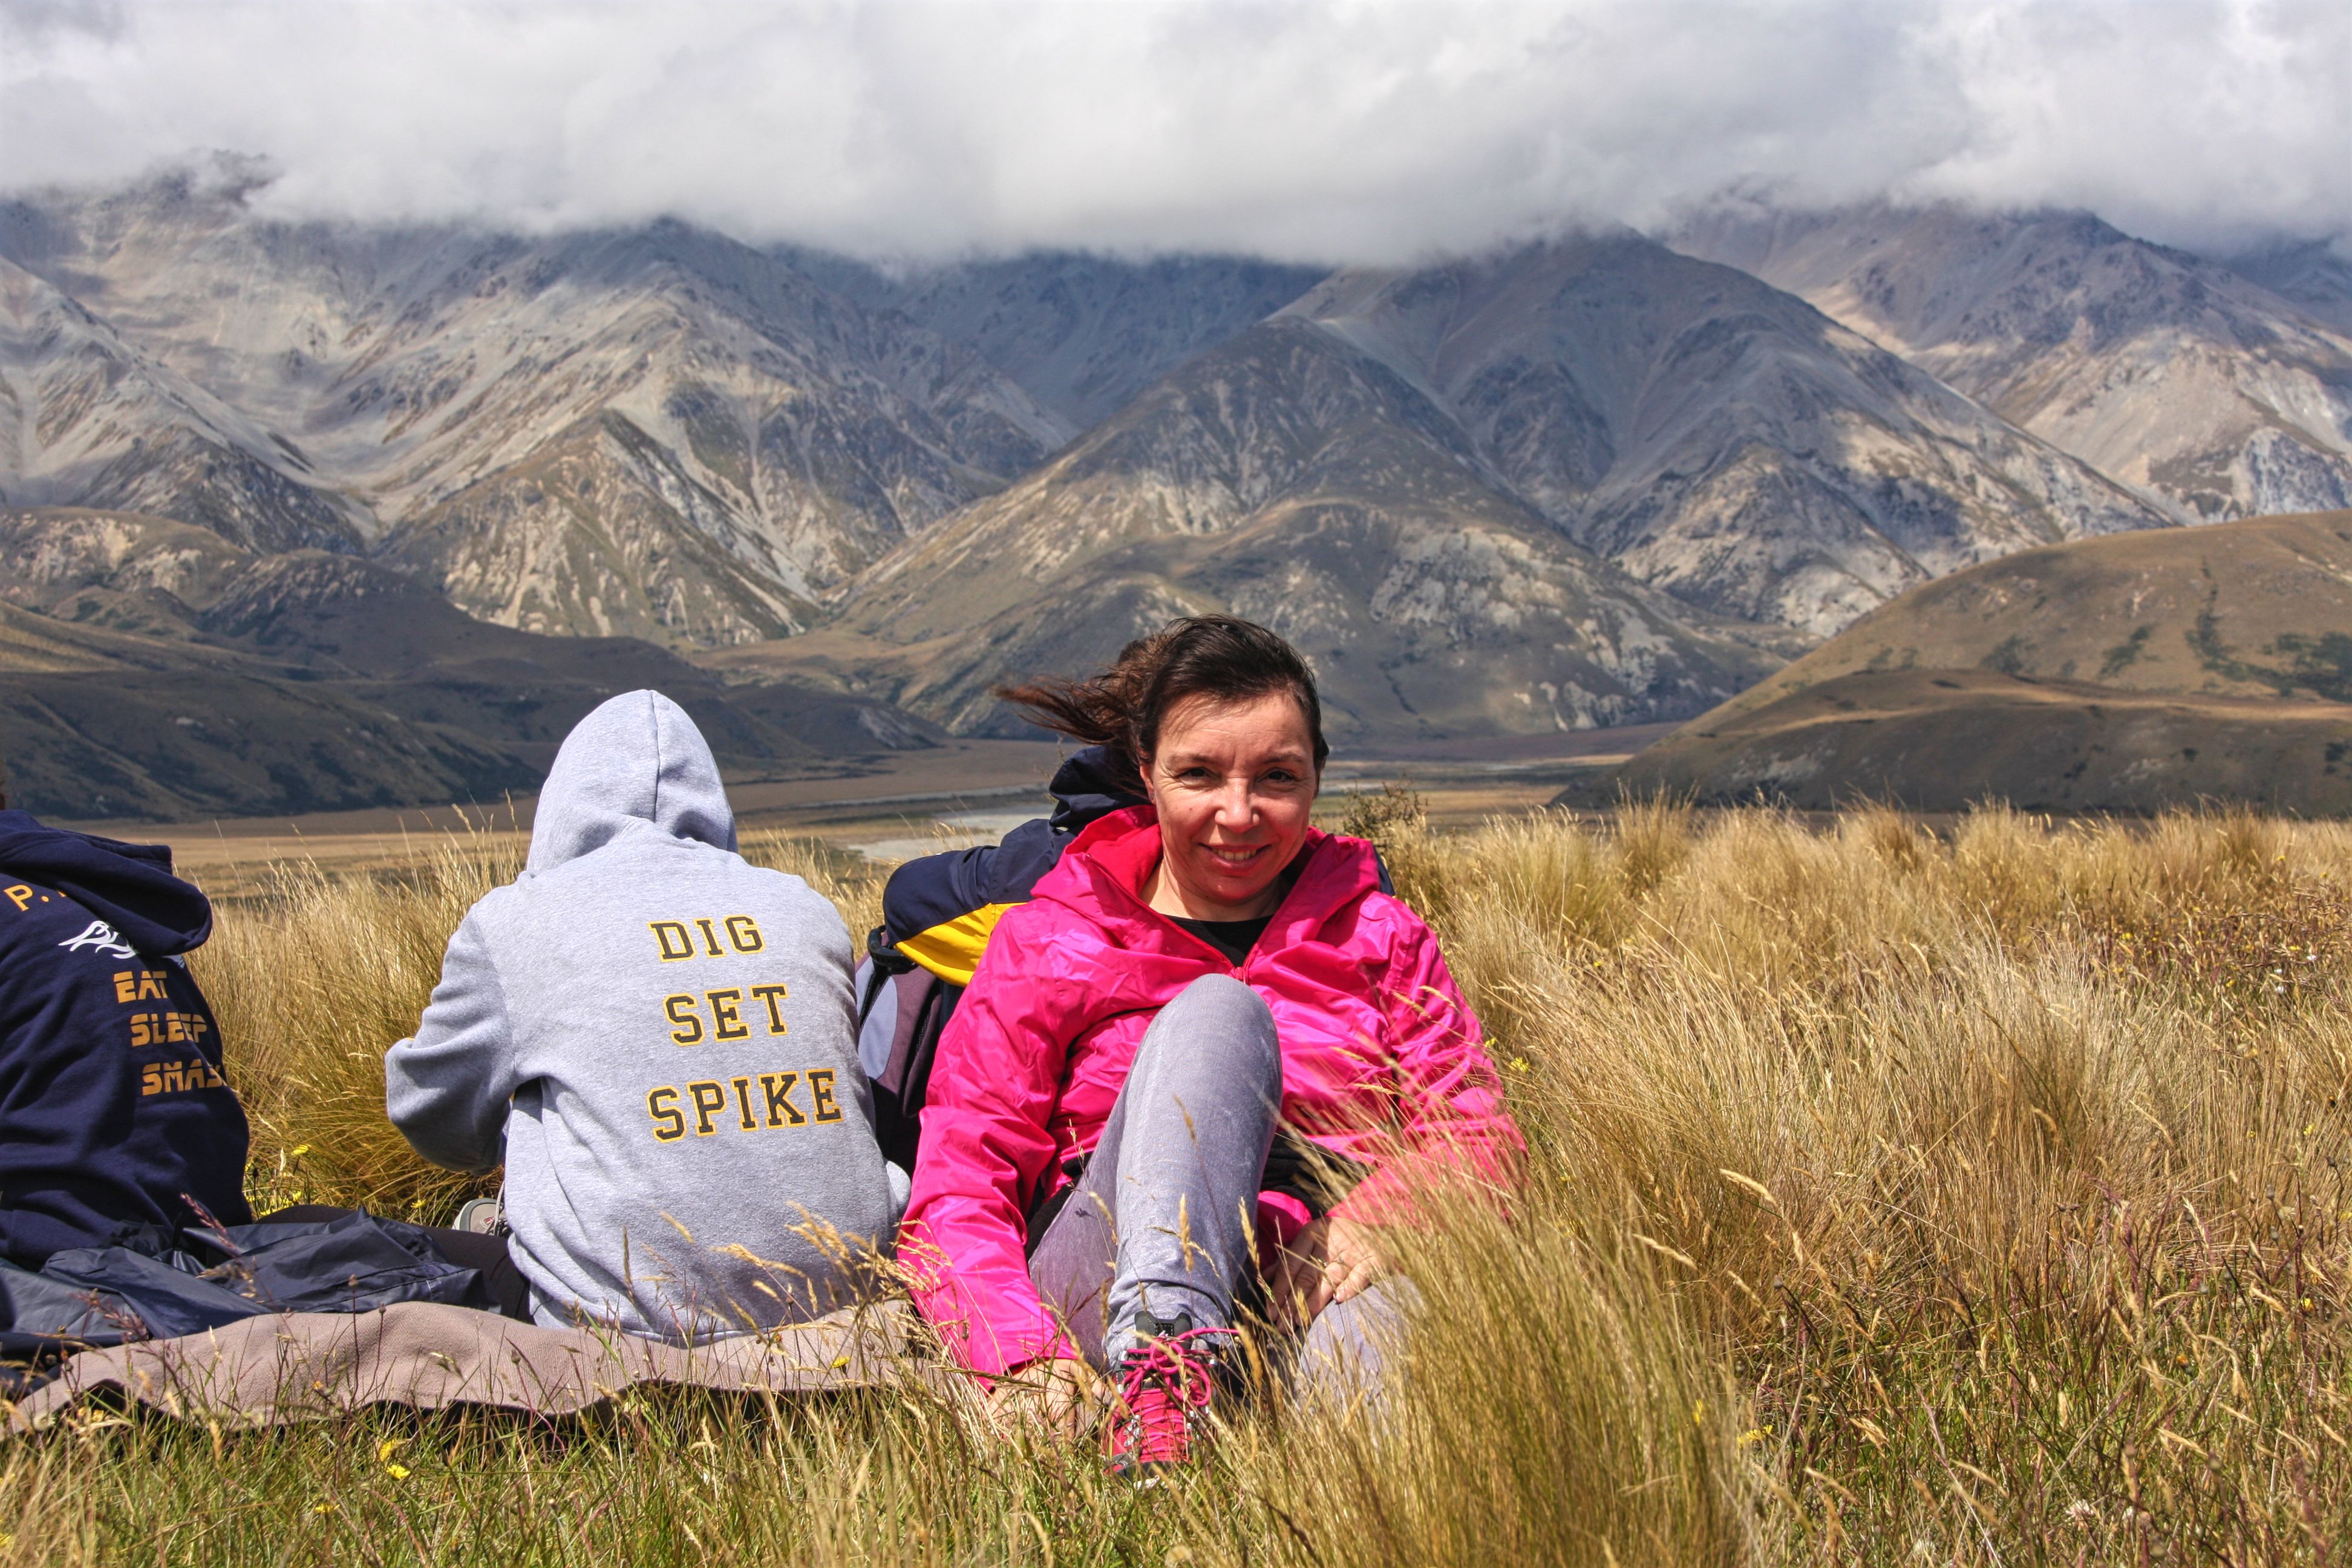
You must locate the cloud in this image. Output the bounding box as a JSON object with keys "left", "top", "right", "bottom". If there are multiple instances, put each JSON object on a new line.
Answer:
{"left": 1, "top": 0, "right": 2344, "bottom": 263}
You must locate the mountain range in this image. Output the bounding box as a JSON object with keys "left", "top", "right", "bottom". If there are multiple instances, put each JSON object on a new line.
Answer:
{"left": 5, "top": 168, "right": 2350, "bottom": 812}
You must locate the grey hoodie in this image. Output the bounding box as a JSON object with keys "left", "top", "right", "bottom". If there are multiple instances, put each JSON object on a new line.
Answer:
{"left": 386, "top": 691, "right": 903, "bottom": 1341}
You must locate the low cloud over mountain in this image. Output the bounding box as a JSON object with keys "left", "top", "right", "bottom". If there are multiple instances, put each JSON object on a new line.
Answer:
{"left": 4, "top": 1, "right": 2344, "bottom": 264}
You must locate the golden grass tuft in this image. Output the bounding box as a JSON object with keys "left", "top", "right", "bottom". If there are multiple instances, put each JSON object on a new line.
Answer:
{"left": 5, "top": 802, "right": 2346, "bottom": 1564}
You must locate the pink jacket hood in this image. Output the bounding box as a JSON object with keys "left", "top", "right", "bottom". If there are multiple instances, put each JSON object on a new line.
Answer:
{"left": 899, "top": 806, "right": 1521, "bottom": 1374}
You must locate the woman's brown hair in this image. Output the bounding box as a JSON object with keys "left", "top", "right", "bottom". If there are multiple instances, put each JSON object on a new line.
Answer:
{"left": 993, "top": 616, "right": 1328, "bottom": 794}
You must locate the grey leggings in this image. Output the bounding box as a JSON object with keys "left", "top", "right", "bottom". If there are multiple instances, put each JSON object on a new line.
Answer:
{"left": 1025, "top": 975, "right": 1409, "bottom": 1402}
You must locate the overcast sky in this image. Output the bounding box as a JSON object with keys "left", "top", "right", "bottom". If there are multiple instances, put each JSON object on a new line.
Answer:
{"left": 2, "top": 0, "right": 2345, "bottom": 263}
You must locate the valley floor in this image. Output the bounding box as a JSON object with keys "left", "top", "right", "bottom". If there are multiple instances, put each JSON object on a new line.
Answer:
{"left": 64, "top": 730, "right": 1662, "bottom": 895}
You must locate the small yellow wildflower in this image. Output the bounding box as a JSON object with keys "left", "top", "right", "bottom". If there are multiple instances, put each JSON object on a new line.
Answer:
{"left": 385, "top": 1464, "right": 411, "bottom": 1481}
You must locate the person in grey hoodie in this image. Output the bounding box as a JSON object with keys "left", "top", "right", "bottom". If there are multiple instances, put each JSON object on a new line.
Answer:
{"left": 386, "top": 690, "right": 904, "bottom": 1342}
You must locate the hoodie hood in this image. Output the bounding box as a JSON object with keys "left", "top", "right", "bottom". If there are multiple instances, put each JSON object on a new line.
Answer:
{"left": 875, "top": 745, "right": 1148, "bottom": 951}
{"left": 1045, "top": 746, "right": 1148, "bottom": 835}
{"left": 0, "top": 810, "right": 213, "bottom": 955}
{"left": 525, "top": 691, "right": 736, "bottom": 876}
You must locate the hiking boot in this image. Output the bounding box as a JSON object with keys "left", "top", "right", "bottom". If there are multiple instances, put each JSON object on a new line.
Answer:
{"left": 453, "top": 1195, "right": 506, "bottom": 1236}
{"left": 1106, "top": 1312, "right": 1233, "bottom": 1478}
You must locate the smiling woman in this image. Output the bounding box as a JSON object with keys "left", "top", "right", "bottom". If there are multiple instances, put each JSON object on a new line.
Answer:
{"left": 898, "top": 617, "right": 1523, "bottom": 1476}
{"left": 1010, "top": 619, "right": 1328, "bottom": 930}
{"left": 1145, "top": 687, "right": 1320, "bottom": 922}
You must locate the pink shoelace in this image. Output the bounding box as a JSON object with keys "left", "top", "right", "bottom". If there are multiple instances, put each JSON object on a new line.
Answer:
{"left": 1109, "top": 1324, "right": 1234, "bottom": 1473}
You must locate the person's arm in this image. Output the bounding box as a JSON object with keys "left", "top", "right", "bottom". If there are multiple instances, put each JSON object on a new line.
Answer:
{"left": 384, "top": 909, "right": 519, "bottom": 1175}
{"left": 896, "top": 915, "right": 1078, "bottom": 1377}
{"left": 1330, "top": 909, "right": 1524, "bottom": 1224}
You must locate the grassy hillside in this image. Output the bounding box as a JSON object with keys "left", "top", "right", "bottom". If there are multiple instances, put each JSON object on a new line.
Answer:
{"left": 1710, "top": 511, "right": 2352, "bottom": 713}
{"left": 0, "top": 508, "right": 939, "bottom": 818}
{"left": 1613, "top": 667, "right": 2352, "bottom": 814}
{"left": 5, "top": 803, "right": 2346, "bottom": 1562}
{"left": 1609, "top": 512, "right": 2352, "bottom": 812}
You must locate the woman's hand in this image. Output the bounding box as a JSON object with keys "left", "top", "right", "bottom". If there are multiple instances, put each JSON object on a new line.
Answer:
{"left": 1267, "top": 1215, "right": 1387, "bottom": 1328}
{"left": 987, "top": 1355, "right": 1097, "bottom": 1440}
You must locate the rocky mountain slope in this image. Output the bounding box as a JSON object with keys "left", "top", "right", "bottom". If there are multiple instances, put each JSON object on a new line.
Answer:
{"left": 824, "top": 307, "right": 1802, "bottom": 739}
{"left": 1673, "top": 204, "right": 2352, "bottom": 523}
{"left": 2, "top": 178, "right": 1068, "bottom": 645}
{"left": 1279, "top": 238, "right": 2165, "bottom": 634}
{"left": 0, "top": 505, "right": 938, "bottom": 818}
{"left": 1607, "top": 512, "right": 2352, "bottom": 812}
{"left": 1, "top": 260, "right": 367, "bottom": 552}
{"left": 7, "top": 174, "right": 2345, "bottom": 774}
{"left": 808, "top": 238, "right": 2168, "bottom": 742}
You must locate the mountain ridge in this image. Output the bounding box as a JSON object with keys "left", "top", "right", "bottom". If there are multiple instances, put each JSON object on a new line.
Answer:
{"left": 2, "top": 184, "right": 1072, "bottom": 645}
{"left": 824, "top": 310, "right": 1798, "bottom": 738}
{"left": 1278, "top": 237, "right": 2166, "bottom": 633}
{"left": 1671, "top": 203, "right": 2352, "bottom": 524}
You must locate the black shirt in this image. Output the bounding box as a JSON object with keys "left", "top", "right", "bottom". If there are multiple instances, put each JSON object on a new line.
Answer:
{"left": 1164, "top": 899, "right": 1373, "bottom": 1216}
{"left": 1170, "top": 915, "right": 1272, "bottom": 967}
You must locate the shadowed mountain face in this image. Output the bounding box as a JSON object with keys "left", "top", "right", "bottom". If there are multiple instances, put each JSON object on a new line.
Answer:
{"left": 0, "top": 506, "right": 938, "bottom": 820}
{"left": 1674, "top": 205, "right": 2352, "bottom": 524}
{"left": 1280, "top": 238, "right": 2167, "bottom": 634}
{"left": 2, "top": 182, "right": 1068, "bottom": 646}
{"left": 1612, "top": 667, "right": 2352, "bottom": 815}
{"left": 2227, "top": 240, "right": 2352, "bottom": 336}
{"left": 813, "top": 251, "right": 1327, "bottom": 429}
{"left": 1607, "top": 511, "right": 2352, "bottom": 814}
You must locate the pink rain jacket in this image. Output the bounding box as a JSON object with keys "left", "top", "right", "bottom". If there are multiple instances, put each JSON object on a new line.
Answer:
{"left": 899, "top": 806, "right": 1522, "bottom": 1374}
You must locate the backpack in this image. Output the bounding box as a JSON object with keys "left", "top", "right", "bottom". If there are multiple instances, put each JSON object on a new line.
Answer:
{"left": 854, "top": 748, "right": 1145, "bottom": 1171}
{"left": 853, "top": 748, "right": 1395, "bottom": 1177}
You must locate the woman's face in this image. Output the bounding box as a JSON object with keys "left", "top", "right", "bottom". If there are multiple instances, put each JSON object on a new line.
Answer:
{"left": 1143, "top": 688, "right": 1320, "bottom": 921}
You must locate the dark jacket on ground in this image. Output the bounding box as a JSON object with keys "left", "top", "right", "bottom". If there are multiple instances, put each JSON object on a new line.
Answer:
{"left": 0, "top": 809, "right": 250, "bottom": 1267}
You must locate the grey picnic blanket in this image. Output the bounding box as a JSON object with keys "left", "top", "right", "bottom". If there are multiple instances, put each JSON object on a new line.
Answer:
{"left": 6, "top": 1298, "right": 921, "bottom": 1430}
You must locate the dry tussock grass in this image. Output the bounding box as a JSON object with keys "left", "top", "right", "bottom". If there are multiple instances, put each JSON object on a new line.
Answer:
{"left": 3, "top": 800, "right": 2345, "bottom": 1565}
{"left": 1373, "top": 795, "right": 2350, "bottom": 1561}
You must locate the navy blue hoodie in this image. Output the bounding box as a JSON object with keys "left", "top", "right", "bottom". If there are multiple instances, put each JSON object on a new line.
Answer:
{"left": 0, "top": 809, "right": 251, "bottom": 1266}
